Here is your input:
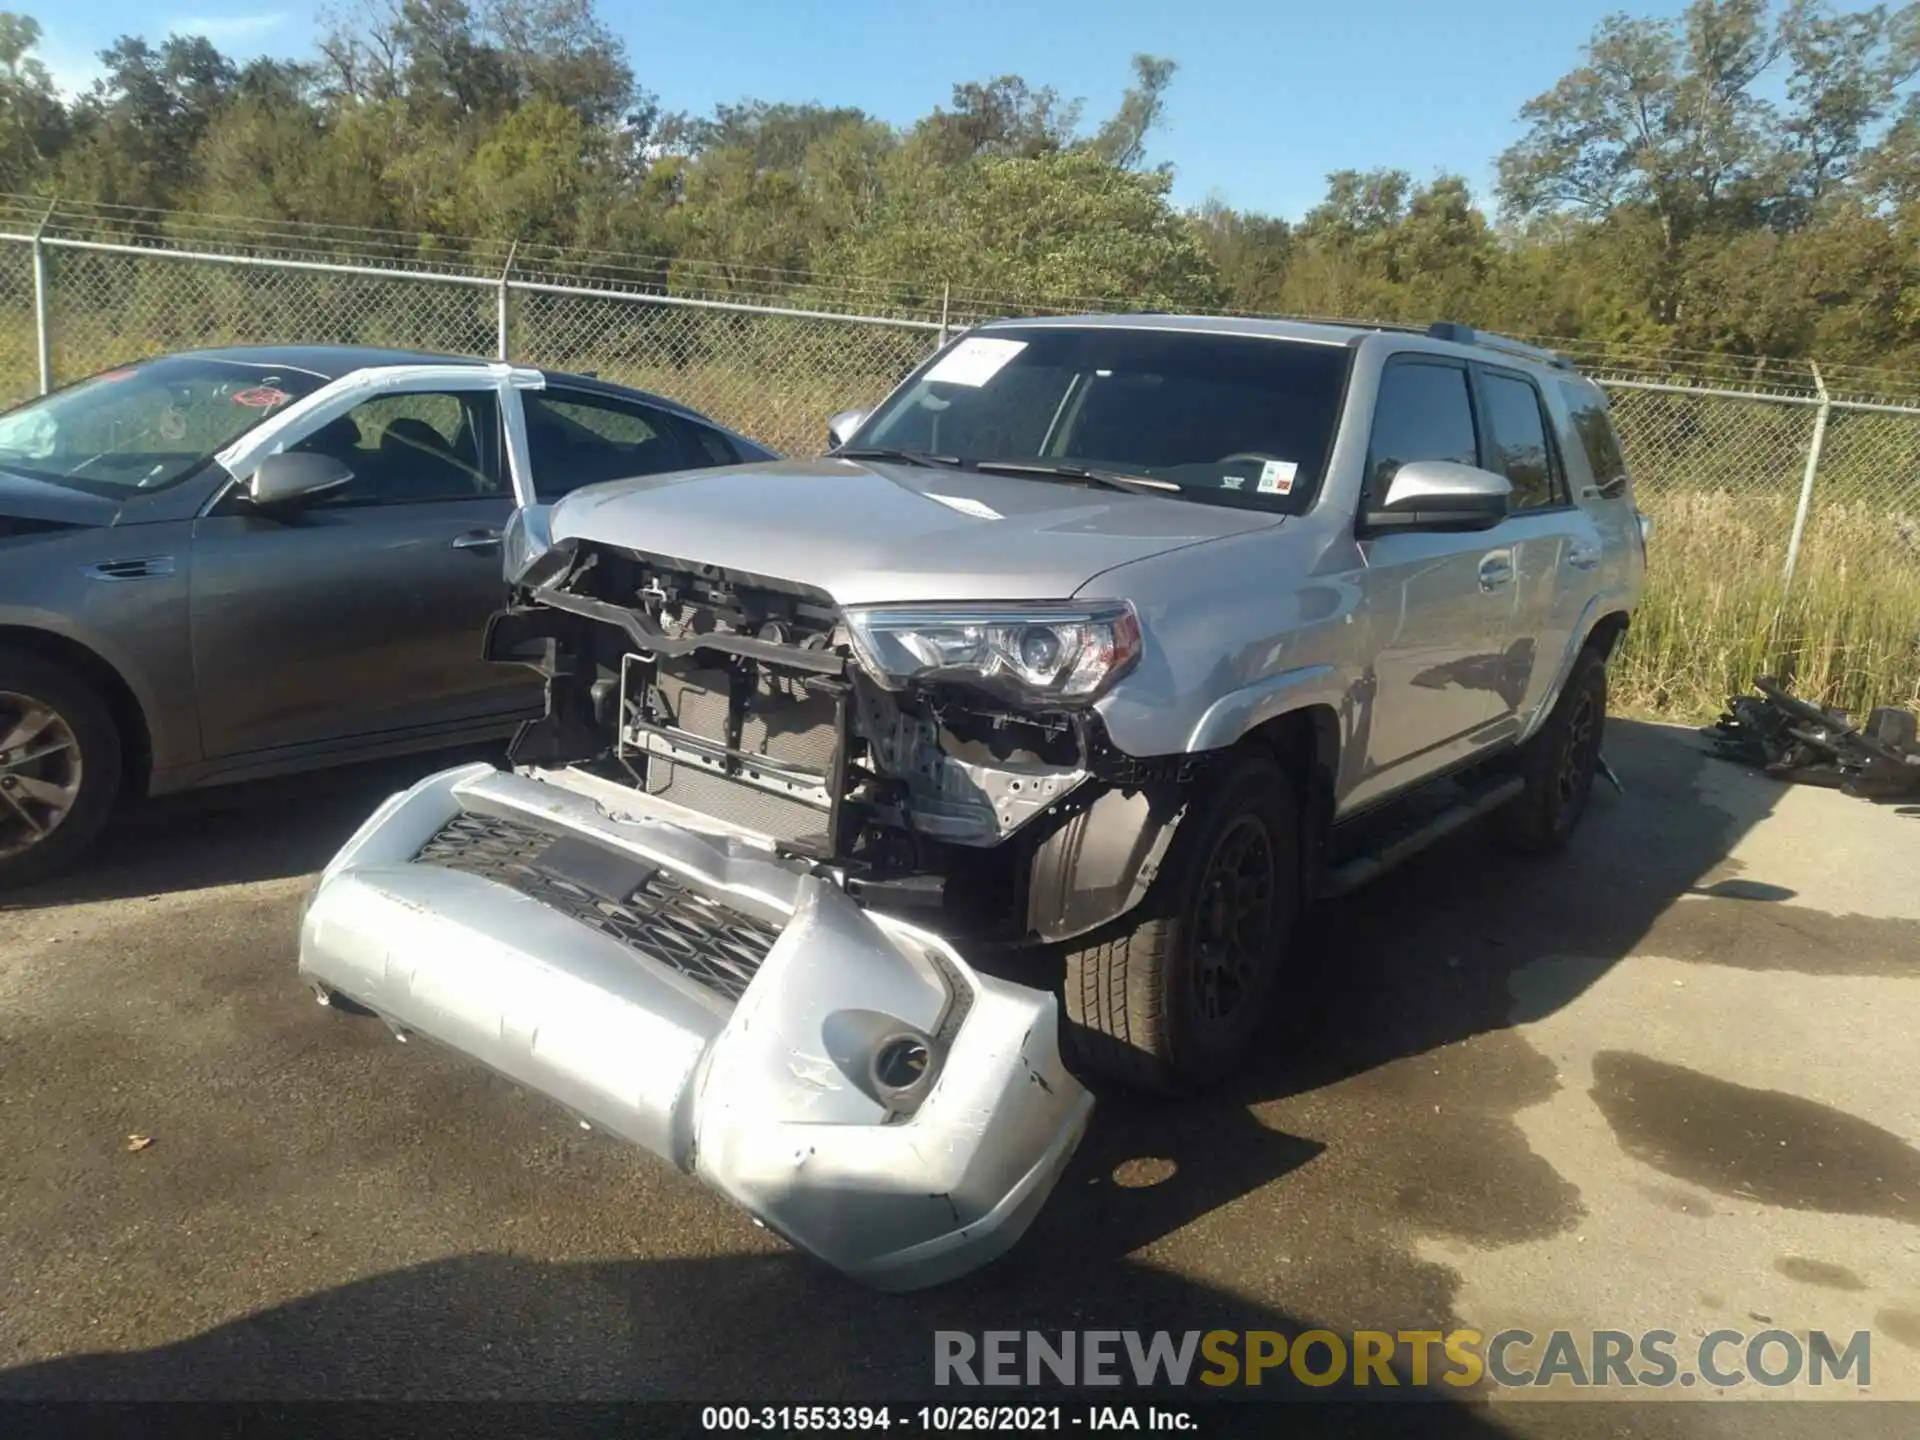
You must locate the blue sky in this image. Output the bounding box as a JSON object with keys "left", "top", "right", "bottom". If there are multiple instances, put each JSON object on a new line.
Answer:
{"left": 34, "top": 0, "right": 1701, "bottom": 219}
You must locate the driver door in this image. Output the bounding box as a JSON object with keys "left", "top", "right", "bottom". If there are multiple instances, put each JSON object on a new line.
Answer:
{"left": 189, "top": 379, "right": 537, "bottom": 762}
{"left": 1351, "top": 356, "right": 1517, "bottom": 805}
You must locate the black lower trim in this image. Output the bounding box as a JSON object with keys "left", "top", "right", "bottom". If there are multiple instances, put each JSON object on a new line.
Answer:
{"left": 413, "top": 811, "right": 781, "bottom": 1003}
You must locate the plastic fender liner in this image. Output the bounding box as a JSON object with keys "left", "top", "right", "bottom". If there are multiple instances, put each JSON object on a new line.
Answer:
{"left": 1025, "top": 782, "right": 1188, "bottom": 944}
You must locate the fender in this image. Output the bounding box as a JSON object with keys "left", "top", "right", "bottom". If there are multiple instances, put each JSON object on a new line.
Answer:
{"left": 1518, "top": 595, "right": 1626, "bottom": 747}
{"left": 0, "top": 604, "right": 189, "bottom": 784}
{"left": 1183, "top": 662, "right": 1344, "bottom": 754}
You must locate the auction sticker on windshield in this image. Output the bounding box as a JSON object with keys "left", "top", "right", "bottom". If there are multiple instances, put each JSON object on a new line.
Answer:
{"left": 925, "top": 337, "right": 1027, "bottom": 387}
{"left": 1258, "top": 460, "right": 1297, "bottom": 495}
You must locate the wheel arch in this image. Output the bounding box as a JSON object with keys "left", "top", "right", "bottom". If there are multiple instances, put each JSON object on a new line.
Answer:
{"left": 1584, "top": 609, "right": 1630, "bottom": 661}
{"left": 0, "top": 626, "right": 153, "bottom": 797}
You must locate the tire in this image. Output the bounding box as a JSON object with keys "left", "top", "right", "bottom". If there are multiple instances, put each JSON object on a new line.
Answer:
{"left": 1062, "top": 751, "right": 1301, "bottom": 1095}
{"left": 0, "top": 655, "right": 124, "bottom": 889}
{"left": 1496, "top": 645, "right": 1607, "bottom": 855}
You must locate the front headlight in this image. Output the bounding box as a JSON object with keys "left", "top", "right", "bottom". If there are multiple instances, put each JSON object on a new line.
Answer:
{"left": 844, "top": 601, "right": 1142, "bottom": 705}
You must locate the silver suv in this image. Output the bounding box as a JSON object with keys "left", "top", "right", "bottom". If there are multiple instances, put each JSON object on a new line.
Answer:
{"left": 299, "top": 314, "right": 1646, "bottom": 1290}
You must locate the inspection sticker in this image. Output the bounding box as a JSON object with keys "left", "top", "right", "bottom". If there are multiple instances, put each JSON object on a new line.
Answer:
{"left": 1258, "top": 459, "right": 1298, "bottom": 495}
{"left": 924, "top": 337, "right": 1027, "bottom": 387}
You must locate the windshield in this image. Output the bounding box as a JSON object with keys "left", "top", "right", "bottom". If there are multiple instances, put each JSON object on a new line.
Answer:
{"left": 0, "top": 356, "right": 324, "bottom": 496}
{"left": 852, "top": 326, "right": 1352, "bottom": 512}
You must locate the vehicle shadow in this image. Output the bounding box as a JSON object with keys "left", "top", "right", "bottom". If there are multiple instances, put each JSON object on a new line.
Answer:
{"left": 0, "top": 722, "right": 1822, "bottom": 1439}
{"left": 1020, "top": 717, "right": 1797, "bottom": 1276}
{"left": 0, "top": 744, "right": 507, "bottom": 912}
{"left": 0, "top": 1250, "right": 1587, "bottom": 1437}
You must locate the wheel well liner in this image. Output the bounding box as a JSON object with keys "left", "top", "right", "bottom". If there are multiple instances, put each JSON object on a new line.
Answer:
{"left": 1585, "top": 611, "right": 1630, "bottom": 661}
{"left": 0, "top": 626, "right": 153, "bottom": 795}
{"left": 1245, "top": 704, "right": 1339, "bottom": 898}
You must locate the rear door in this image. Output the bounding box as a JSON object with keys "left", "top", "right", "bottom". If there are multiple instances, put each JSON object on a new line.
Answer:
{"left": 520, "top": 386, "right": 749, "bottom": 499}
{"left": 191, "top": 380, "right": 537, "bottom": 761}
{"left": 1470, "top": 363, "right": 1603, "bottom": 727}
{"left": 1353, "top": 355, "right": 1516, "bottom": 799}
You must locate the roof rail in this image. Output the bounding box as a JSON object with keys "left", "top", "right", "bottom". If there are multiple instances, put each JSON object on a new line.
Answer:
{"left": 1426, "top": 320, "right": 1575, "bottom": 371}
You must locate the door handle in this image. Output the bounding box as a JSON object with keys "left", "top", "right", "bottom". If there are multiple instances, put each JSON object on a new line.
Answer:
{"left": 1568, "top": 545, "right": 1601, "bottom": 571}
{"left": 1478, "top": 553, "right": 1514, "bottom": 592}
{"left": 451, "top": 529, "right": 502, "bottom": 551}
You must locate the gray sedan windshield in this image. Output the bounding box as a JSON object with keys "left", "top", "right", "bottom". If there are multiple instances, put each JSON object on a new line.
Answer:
{"left": 0, "top": 357, "right": 323, "bottom": 497}
{"left": 852, "top": 327, "right": 1351, "bottom": 512}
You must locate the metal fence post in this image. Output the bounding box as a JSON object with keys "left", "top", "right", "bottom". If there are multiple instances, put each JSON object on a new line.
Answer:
{"left": 1783, "top": 361, "right": 1829, "bottom": 588}
{"left": 497, "top": 240, "right": 518, "bottom": 361}
{"left": 937, "top": 281, "right": 950, "bottom": 348}
{"left": 31, "top": 198, "right": 57, "bottom": 394}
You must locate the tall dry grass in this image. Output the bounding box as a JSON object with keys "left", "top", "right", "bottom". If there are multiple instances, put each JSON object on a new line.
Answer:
{"left": 1616, "top": 489, "right": 1920, "bottom": 719}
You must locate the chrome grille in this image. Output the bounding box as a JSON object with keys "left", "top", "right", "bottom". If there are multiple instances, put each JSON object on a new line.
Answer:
{"left": 413, "top": 811, "right": 780, "bottom": 1002}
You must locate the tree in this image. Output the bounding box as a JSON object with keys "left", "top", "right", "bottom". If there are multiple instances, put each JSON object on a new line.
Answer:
{"left": 1497, "top": 0, "right": 1783, "bottom": 262}
{"left": 59, "top": 33, "right": 239, "bottom": 208}
{"left": 1089, "top": 54, "right": 1177, "bottom": 170}
{"left": 913, "top": 75, "right": 1082, "bottom": 164}
{"left": 0, "top": 12, "right": 66, "bottom": 189}
{"left": 1777, "top": 0, "right": 1920, "bottom": 211}
{"left": 828, "top": 147, "right": 1224, "bottom": 313}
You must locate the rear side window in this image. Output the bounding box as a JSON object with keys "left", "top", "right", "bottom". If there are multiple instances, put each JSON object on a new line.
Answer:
{"left": 679, "top": 420, "right": 742, "bottom": 467}
{"left": 1477, "top": 370, "right": 1565, "bottom": 511}
{"left": 524, "top": 389, "right": 699, "bottom": 499}
{"left": 1557, "top": 380, "right": 1628, "bottom": 489}
{"left": 1365, "top": 359, "right": 1478, "bottom": 504}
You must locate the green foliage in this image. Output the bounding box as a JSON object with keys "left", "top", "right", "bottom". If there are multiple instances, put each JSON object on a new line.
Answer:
{"left": 0, "top": 0, "right": 1915, "bottom": 373}
{"left": 824, "top": 149, "right": 1224, "bottom": 313}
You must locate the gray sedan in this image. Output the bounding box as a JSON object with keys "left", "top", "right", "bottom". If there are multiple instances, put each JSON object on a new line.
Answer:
{"left": 0, "top": 345, "right": 775, "bottom": 886}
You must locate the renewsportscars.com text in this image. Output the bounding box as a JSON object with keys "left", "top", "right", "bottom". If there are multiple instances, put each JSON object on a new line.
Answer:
{"left": 933, "top": 1328, "right": 1873, "bottom": 1390}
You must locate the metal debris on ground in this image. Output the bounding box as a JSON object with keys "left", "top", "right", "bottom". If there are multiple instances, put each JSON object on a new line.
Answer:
{"left": 1704, "top": 677, "right": 1920, "bottom": 801}
{"left": 124, "top": 1134, "right": 153, "bottom": 1152}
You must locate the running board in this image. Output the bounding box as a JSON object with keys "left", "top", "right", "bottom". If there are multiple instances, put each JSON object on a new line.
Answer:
{"left": 1321, "top": 774, "right": 1524, "bottom": 898}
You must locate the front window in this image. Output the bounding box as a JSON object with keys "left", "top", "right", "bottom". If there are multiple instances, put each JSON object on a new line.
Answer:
{"left": 0, "top": 356, "right": 324, "bottom": 497}
{"left": 853, "top": 327, "right": 1352, "bottom": 512}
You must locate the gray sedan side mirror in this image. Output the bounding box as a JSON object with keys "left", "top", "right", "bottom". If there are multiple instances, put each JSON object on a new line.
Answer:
{"left": 827, "top": 408, "right": 870, "bottom": 450}
{"left": 1365, "top": 460, "right": 1511, "bottom": 532}
{"left": 247, "top": 451, "right": 355, "bottom": 508}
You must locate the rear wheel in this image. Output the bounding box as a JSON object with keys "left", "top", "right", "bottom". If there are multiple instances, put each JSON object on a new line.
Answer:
{"left": 1496, "top": 645, "right": 1607, "bottom": 854}
{"left": 1062, "top": 752, "right": 1301, "bottom": 1094}
{"left": 0, "top": 656, "right": 123, "bottom": 888}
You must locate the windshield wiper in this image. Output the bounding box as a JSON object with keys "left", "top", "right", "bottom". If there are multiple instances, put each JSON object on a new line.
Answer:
{"left": 970, "top": 460, "right": 1182, "bottom": 496}
{"left": 832, "top": 446, "right": 964, "bottom": 469}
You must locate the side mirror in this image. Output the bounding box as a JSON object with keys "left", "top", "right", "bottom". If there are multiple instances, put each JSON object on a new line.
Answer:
{"left": 1365, "top": 460, "right": 1510, "bottom": 532}
{"left": 827, "top": 408, "right": 870, "bottom": 450}
{"left": 246, "top": 451, "right": 355, "bottom": 509}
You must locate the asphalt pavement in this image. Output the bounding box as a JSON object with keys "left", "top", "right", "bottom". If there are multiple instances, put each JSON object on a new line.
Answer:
{"left": 0, "top": 721, "right": 1915, "bottom": 1437}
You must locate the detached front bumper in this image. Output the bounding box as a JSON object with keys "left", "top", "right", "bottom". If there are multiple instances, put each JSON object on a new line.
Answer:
{"left": 297, "top": 762, "right": 1092, "bottom": 1291}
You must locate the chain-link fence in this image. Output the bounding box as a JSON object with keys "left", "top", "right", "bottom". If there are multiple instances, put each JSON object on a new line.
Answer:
{"left": 2, "top": 202, "right": 1917, "bottom": 712}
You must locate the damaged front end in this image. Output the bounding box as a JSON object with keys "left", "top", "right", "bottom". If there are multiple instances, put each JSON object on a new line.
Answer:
{"left": 298, "top": 537, "right": 1194, "bottom": 1289}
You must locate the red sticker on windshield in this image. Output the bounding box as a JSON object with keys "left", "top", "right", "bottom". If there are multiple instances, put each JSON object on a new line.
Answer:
{"left": 233, "top": 386, "right": 291, "bottom": 409}
{"left": 98, "top": 368, "right": 137, "bottom": 382}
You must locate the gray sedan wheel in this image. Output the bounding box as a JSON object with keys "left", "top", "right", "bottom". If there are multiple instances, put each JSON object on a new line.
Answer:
{"left": 0, "top": 656, "right": 122, "bottom": 888}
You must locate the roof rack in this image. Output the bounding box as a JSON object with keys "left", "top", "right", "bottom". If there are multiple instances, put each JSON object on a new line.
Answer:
{"left": 1425, "top": 320, "right": 1575, "bottom": 371}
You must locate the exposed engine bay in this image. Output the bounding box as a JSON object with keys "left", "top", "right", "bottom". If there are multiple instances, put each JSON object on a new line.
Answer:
{"left": 485, "top": 539, "right": 1192, "bottom": 946}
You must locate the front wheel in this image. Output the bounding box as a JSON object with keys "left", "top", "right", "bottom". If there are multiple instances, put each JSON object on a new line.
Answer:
{"left": 1062, "top": 752, "right": 1301, "bottom": 1095}
{"left": 0, "top": 656, "right": 123, "bottom": 888}
{"left": 1496, "top": 645, "right": 1607, "bottom": 854}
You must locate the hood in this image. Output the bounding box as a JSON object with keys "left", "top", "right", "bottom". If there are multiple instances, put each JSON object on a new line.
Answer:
{"left": 547, "top": 458, "right": 1283, "bottom": 606}
{"left": 0, "top": 468, "right": 122, "bottom": 532}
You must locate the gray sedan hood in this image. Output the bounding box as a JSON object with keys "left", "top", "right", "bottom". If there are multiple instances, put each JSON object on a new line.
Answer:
{"left": 0, "top": 468, "right": 122, "bottom": 529}
{"left": 547, "top": 457, "right": 1283, "bottom": 605}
